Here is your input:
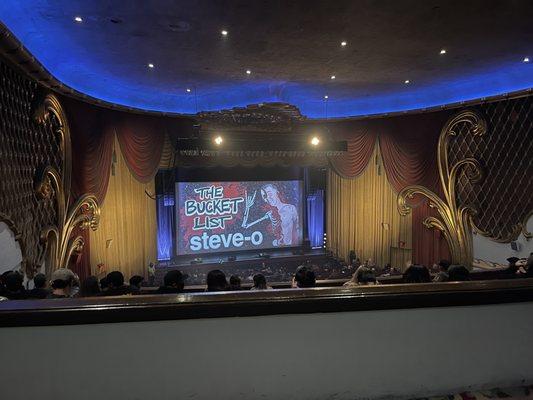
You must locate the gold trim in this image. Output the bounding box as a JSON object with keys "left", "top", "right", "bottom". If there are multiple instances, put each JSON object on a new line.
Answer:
{"left": 398, "top": 110, "right": 487, "bottom": 267}
{"left": 33, "top": 94, "right": 100, "bottom": 274}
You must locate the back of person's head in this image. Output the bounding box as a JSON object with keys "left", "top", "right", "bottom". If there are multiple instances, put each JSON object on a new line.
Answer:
{"left": 447, "top": 265, "right": 470, "bottom": 281}
{"left": 163, "top": 270, "right": 186, "bottom": 291}
{"left": 506, "top": 257, "right": 519, "bottom": 274}
{"left": 80, "top": 276, "right": 100, "bottom": 297}
{"left": 129, "top": 275, "right": 144, "bottom": 288}
{"left": 5, "top": 271, "right": 24, "bottom": 292}
{"left": 253, "top": 274, "right": 267, "bottom": 289}
{"left": 294, "top": 266, "right": 316, "bottom": 288}
{"left": 403, "top": 265, "right": 431, "bottom": 283}
{"left": 99, "top": 277, "right": 108, "bottom": 290}
{"left": 33, "top": 273, "right": 47, "bottom": 289}
{"left": 438, "top": 259, "right": 451, "bottom": 272}
{"left": 206, "top": 269, "right": 227, "bottom": 291}
{"left": 229, "top": 275, "right": 241, "bottom": 290}
{"left": 356, "top": 267, "right": 376, "bottom": 285}
{"left": 50, "top": 268, "right": 75, "bottom": 289}
{"left": 106, "top": 271, "right": 124, "bottom": 288}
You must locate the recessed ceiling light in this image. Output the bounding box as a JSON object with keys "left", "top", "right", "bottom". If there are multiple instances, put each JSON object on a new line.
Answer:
{"left": 440, "top": 49, "right": 446, "bottom": 55}
{"left": 324, "top": 95, "right": 329, "bottom": 99}
{"left": 221, "top": 30, "right": 228, "bottom": 36}
{"left": 524, "top": 57, "right": 530, "bottom": 63}
{"left": 341, "top": 41, "right": 347, "bottom": 47}
{"left": 404, "top": 80, "right": 410, "bottom": 84}
{"left": 246, "top": 69, "right": 251, "bottom": 75}
{"left": 148, "top": 63, "right": 154, "bottom": 69}
{"left": 74, "top": 16, "right": 83, "bottom": 23}
{"left": 186, "top": 88, "right": 191, "bottom": 93}
{"left": 331, "top": 75, "right": 336, "bottom": 80}
{"left": 310, "top": 136, "right": 320, "bottom": 146}
{"left": 214, "top": 136, "right": 223, "bottom": 145}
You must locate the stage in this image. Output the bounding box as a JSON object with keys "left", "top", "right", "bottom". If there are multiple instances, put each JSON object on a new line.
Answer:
{"left": 155, "top": 248, "right": 330, "bottom": 286}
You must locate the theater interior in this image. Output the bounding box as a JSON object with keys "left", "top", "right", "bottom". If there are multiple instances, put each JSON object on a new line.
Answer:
{"left": 0, "top": 1, "right": 532, "bottom": 399}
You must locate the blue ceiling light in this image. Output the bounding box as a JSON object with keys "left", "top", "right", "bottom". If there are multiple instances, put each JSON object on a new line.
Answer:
{"left": 0, "top": 1, "right": 532, "bottom": 119}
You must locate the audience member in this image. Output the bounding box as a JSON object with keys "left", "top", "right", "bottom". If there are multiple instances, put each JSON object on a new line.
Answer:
{"left": 47, "top": 268, "right": 76, "bottom": 298}
{"left": 525, "top": 253, "right": 533, "bottom": 278}
{"left": 156, "top": 270, "right": 186, "bottom": 294}
{"left": 293, "top": 265, "right": 316, "bottom": 288}
{"left": 4, "top": 271, "right": 28, "bottom": 300}
{"left": 251, "top": 273, "right": 272, "bottom": 290}
{"left": 206, "top": 269, "right": 228, "bottom": 292}
{"left": 80, "top": 276, "right": 101, "bottom": 297}
{"left": 129, "top": 275, "right": 144, "bottom": 294}
{"left": 433, "top": 259, "right": 451, "bottom": 282}
{"left": 344, "top": 266, "right": 376, "bottom": 287}
{"left": 229, "top": 275, "right": 242, "bottom": 291}
{"left": 501, "top": 257, "right": 520, "bottom": 279}
{"left": 99, "top": 271, "right": 132, "bottom": 296}
{"left": 27, "top": 273, "right": 49, "bottom": 299}
{"left": 447, "top": 265, "right": 470, "bottom": 281}
{"left": 99, "top": 277, "right": 108, "bottom": 292}
{"left": 403, "top": 265, "right": 431, "bottom": 283}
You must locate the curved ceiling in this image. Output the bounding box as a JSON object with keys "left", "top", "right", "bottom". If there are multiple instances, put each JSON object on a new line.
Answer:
{"left": 1, "top": 0, "right": 532, "bottom": 118}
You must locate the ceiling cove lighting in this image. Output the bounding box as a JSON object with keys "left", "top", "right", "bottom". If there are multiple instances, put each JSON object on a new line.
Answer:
{"left": 74, "top": 16, "right": 83, "bottom": 23}
{"left": 214, "top": 135, "right": 223, "bottom": 145}
{"left": 310, "top": 136, "right": 320, "bottom": 146}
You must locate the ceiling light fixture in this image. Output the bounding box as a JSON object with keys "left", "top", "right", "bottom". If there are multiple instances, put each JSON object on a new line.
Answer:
{"left": 404, "top": 80, "right": 410, "bottom": 84}
{"left": 341, "top": 41, "right": 347, "bottom": 47}
{"left": 186, "top": 88, "right": 191, "bottom": 93}
{"left": 148, "top": 63, "right": 154, "bottom": 69}
{"left": 214, "top": 136, "right": 223, "bottom": 145}
{"left": 221, "top": 30, "right": 228, "bottom": 36}
{"left": 331, "top": 75, "right": 336, "bottom": 80}
{"left": 324, "top": 95, "right": 329, "bottom": 99}
{"left": 440, "top": 49, "right": 446, "bottom": 55}
{"left": 524, "top": 57, "right": 530, "bottom": 63}
{"left": 310, "top": 136, "right": 320, "bottom": 146}
{"left": 74, "top": 16, "right": 83, "bottom": 23}
{"left": 246, "top": 69, "right": 251, "bottom": 75}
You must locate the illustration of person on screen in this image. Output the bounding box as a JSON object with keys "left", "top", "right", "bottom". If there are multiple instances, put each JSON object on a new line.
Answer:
{"left": 242, "top": 183, "right": 299, "bottom": 246}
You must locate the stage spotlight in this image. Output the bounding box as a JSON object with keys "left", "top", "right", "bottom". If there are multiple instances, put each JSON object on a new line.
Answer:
{"left": 310, "top": 136, "right": 320, "bottom": 146}
{"left": 214, "top": 135, "right": 223, "bottom": 145}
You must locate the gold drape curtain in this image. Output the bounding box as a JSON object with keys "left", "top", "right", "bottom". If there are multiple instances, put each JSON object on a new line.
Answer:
{"left": 327, "top": 144, "right": 412, "bottom": 269}
{"left": 89, "top": 135, "right": 157, "bottom": 279}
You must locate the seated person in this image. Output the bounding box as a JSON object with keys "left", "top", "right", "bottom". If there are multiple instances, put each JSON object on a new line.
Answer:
{"left": 99, "top": 277, "right": 108, "bottom": 292}
{"left": 447, "top": 265, "right": 470, "bottom": 281}
{"left": 344, "top": 266, "right": 377, "bottom": 287}
{"left": 228, "top": 275, "right": 242, "bottom": 291}
{"left": 47, "top": 268, "right": 76, "bottom": 299}
{"left": 156, "top": 270, "right": 186, "bottom": 294}
{"left": 403, "top": 265, "right": 431, "bottom": 283}
{"left": 206, "top": 269, "right": 228, "bottom": 292}
{"left": 99, "top": 271, "right": 132, "bottom": 296}
{"left": 27, "top": 273, "right": 50, "bottom": 299}
{"left": 500, "top": 257, "right": 521, "bottom": 279}
{"left": 3, "top": 271, "right": 28, "bottom": 300}
{"left": 129, "top": 275, "right": 144, "bottom": 294}
{"left": 292, "top": 265, "right": 316, "bottom": 288}
{"left": 432, "top": 259, "right": 451, "bottom": 282}
{"left": 525, "top": 253, "right": 533, "bottom": 278}
{"left": 80, "top": 276, "right": 101, "bottom": 297}
{"left": 250, "top": 273, "right": 272, "bottom": 290}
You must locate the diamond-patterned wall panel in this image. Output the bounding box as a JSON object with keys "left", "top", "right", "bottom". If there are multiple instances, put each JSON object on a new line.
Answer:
{"left": 0, "top": 59, "right": 63, "bottom": 272}
{"left": 447, "top": 96, "right": 533, "bottom": 242}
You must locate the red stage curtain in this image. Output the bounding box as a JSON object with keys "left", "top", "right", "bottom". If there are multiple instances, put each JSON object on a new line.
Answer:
{"left": 64, "top": 98, "right": 114, "bottom": 203}
{"left": 115, "top": 113, "right": 166, "bottom": 183}
{"left": 327, "top": 120, "right": 377, "bottom": 178}
{"left": 379, "top": 112, "right": 452, "bottom": 266}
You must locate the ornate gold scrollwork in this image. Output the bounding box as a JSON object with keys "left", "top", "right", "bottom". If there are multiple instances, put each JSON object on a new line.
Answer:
{"left": 397, "top": 110, "right": 487, "bottom": 267}
{"left": 33, "top": 94, "right": 100, "bottom": 273}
